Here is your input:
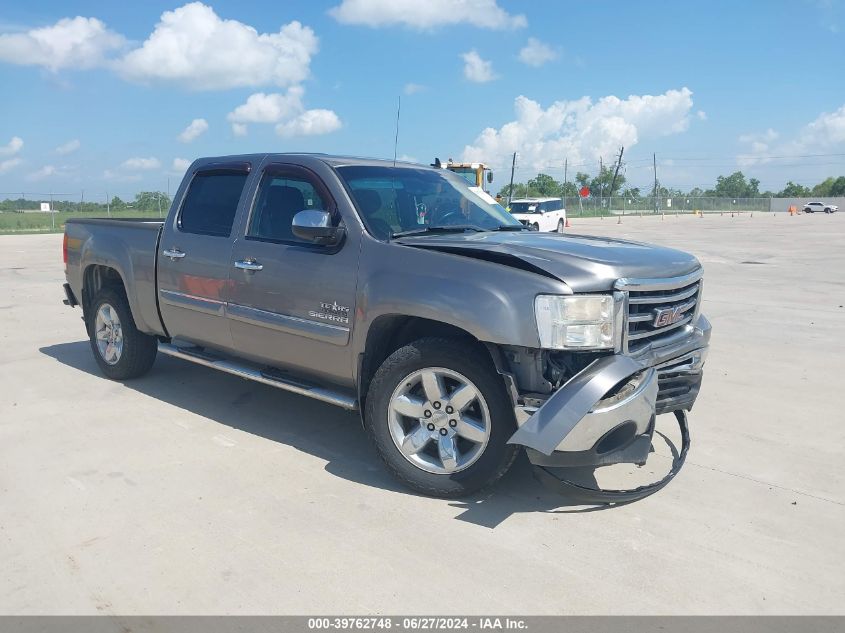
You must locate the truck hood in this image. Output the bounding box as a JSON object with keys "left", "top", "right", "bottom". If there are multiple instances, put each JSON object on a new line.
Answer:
{"left": 395, "top": 231, "right": 701, "bottom": 292}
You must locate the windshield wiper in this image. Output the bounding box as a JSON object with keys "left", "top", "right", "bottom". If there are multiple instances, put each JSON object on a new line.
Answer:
{"left": 492, "top": 224, "right": 529, "bottom": 231}
{"left": 391, "top": 224, "right": 487, "bottom": 238}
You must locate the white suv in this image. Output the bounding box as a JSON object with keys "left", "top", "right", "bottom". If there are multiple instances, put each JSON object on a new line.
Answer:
{"left": 803, "top": 201, "right": 838, "bottom": 214}
{"left": 509, "top": 197, "right": 567, "bottom": 232}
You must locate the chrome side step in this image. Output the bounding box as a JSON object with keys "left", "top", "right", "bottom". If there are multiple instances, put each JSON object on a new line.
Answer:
{"left": 157, "top": 342, "right": 358, "bottom": 410}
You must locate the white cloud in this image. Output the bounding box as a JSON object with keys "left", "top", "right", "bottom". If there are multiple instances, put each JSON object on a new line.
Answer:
{"left": 696, "top": 110, "right": 707, "bottom": 121}
{"left": 172, "top": 158, "right": 191, "bottom": 172}
{"left": 103, "top": 169, "right": 142, "bottom": 182}
{"left": 404, "top": 82, "right": 426, "bottom": 95}
{"left": 398, "top": 154, "right": 418, "bottom": 163}
{"left": 55, "top": 139, "right": 81, "bottom": 155}
{"left": 0, "top": 16, "right": 125, "bottom": 71}
{"left": 738, "top": 104, "right": 845, "bottom": 167}
{"left": 329, "top": 0, "right": 526, "bottom": 30}
{"left": 0, "top": 157, "right": 22, "bottom": 173}
{"left": 227, "top": 88, "right": 304, "bottom": 124}
{"left": 276, "top": 109, "right": 342, "bottom": 137}
{"left": 121, "top": 157, "right": 161, "bottom": 170}
{"left": 227, "top": 87, "right": 340, "bottom": 137}
{"left": 462, "top": 50, "right": 497, "bottom": 83}
{"left": 462, "top": 88, "right": 695, "bottom": 171}
{"left": 518, "top": 37, "right": 557, "bottom": 67}
{"left": 117, "top": 3, "right": 318, "bottom": 90}
{"left": 0, "top": 136, "right": 23, "bottom": 156}
{"left": 27, "top": 165, "right": 56, "bottom": 181}
{"left": 177, "top": 118, "right": 208, "bottom": 143}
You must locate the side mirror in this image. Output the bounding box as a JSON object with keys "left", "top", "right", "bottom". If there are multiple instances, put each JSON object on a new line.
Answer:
{"left": 487, "top": 171, "right": 494, "bottom": 184}
{"left": 291, "top": 210, "right": 345, "bottom": 246}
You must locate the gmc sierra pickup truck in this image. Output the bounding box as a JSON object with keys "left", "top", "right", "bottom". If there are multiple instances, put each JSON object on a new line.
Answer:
{"left": 62, "top": 154, "right": 711, "bottom": 501}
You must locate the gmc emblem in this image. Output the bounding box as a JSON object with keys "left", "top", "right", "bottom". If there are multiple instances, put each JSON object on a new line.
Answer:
{"left": 653, "top": 306, "right": 685, "bottom": 327}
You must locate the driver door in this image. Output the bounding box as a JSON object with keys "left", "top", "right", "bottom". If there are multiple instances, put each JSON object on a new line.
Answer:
{"left": 226, "top": 163, "right": 361, "bottom": 387}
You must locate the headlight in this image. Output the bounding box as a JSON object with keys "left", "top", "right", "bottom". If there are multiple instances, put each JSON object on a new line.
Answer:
{"left": 535, "top": 295, "right": 615, "bottom": 349}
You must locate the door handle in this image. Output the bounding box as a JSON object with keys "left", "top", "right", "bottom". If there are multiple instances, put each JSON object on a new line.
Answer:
{"left": 234, "top": 259, "right": 263, "bottom": 272}
{"left": 163, "top": 248, "right": 186, "bottom": 260}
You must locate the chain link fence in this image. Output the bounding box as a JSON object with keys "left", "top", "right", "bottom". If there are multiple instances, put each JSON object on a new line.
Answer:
{"left": 563, "top": 196, "right": 777, "bottom": 217}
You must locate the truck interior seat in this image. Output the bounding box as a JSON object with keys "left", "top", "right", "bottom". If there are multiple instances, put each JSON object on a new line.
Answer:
{"left": 259, "top": 185, "right": 305, "bottom": 241}
{"left": 352, "top": 188, "right": 392, "bottom": 240}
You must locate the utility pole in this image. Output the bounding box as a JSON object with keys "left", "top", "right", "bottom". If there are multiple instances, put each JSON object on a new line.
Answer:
{"left": 608, "top": 146, "right": 624, "bottom": 212}
{"left": 653, "top": 153, "right": 659, "bottom": 214}
{"left": 106, "top": 190, "right": 110, "bottom": 217}
{"left": 563, "top": 158, "right": 568, "bottom": 210}
{"left": 599, "top": 156, "right": 603, "bottom": 213}
{"left": 507, "top": 151, "right": 517, "bottom": 207}
{"left": 50, "top": 193, "right": 54, "bottom": 231}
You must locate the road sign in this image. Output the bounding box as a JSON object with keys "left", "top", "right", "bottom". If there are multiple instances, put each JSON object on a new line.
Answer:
{"left": 579, "top": 186, "right": 590, "bottom": 198}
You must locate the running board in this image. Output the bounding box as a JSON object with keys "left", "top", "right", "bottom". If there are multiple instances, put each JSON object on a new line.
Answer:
{"left": 157, "top": 343, "right": 358, "bottom": 410}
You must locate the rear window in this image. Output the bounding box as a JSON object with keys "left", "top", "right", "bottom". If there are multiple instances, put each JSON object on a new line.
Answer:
{"left": 179, "top": 171, "right": 249, "bottom": 237}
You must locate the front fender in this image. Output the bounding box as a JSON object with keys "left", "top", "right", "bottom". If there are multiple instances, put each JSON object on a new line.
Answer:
{"left": 354, "top": 239, "right": 572, "bottom": 350}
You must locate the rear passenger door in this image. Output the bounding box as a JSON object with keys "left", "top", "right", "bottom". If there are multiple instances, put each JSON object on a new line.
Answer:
{"left": 157, "top": 162, "right": 251, "bottom": 351}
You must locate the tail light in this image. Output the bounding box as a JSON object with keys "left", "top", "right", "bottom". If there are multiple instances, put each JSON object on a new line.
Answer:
{"left": 62, "top": 233, "right": 68, "bottom": 265}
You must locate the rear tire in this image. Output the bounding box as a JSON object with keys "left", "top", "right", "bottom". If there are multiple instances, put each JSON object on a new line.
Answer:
{"left": 557, "top": 219, "right": 565, "bottom": 233}
{"left": 364, "top": 337, "right": 518, "bottom": 498}
{"left": 532, "top": 222, "right": 540, "bottom": 231}
{"left": 87, "top": 288, "right": 157, "bottom": 380}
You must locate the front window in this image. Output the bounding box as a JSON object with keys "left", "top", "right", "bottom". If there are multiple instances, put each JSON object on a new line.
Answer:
{"left": 449, "top": 167, "right": 478, "bottom": 187}
{"left": 510, "top": 202, "right": 541, "bottom": 214}
{"left": 337, "top": 165, "right": 520, "bottom": 239}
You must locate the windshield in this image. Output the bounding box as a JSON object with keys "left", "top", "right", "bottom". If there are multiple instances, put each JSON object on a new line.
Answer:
{"left": 449, "top": 167, "right": 478, "bottom": 187}
{"left": 510, "top": 202, "right": 540, "bottom": 214}
{"left": 336, "top": 165, "right": 521, "bottom": 239}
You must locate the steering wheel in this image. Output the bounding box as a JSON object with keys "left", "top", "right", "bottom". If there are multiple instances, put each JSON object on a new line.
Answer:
{"left": 431, "top": 207, "right": 464, "bottom": 225}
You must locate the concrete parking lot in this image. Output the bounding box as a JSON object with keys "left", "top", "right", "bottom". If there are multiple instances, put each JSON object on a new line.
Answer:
{"left": 1, "top": 213, "right": 843, "bottom": 615}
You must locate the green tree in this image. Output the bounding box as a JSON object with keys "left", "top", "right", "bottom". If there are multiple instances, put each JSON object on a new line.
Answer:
{"left": 778, "top": 181, "right": 811, "bottom": 197}
{"left": 713, "top": 171, "right": 758, "bottom": 198}
{"left": 830, "top": 176, "right": 845, "bottom": 196}
{"left": 560, "top": 181, "right": 579, "bottom": 198}
{"left": 574, "top": 172, "right": 590, "bottom": 188}
{"left": 134, "top": 191, "right": 171, "bottom": 213}
{"left": 589, "top": 165, "right": 626, "bottom": 198}
{"left": 526, "top": 173, "right": 561, "bottom": 196}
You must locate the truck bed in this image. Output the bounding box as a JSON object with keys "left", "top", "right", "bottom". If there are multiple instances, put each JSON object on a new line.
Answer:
{"left": 64, "top": 217, "right": 166, "bottom": 337}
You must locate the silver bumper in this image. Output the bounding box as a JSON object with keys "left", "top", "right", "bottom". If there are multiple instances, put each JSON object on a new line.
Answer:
{"left": 508, "top": 314, "right": 710, "bottom": 467}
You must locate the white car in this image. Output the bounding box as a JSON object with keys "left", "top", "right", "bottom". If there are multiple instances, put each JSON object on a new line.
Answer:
{"left": 509, "top": 197, "right": 567, "bottom": 232}
{"left": 803, "top": 201, "right": 838, "bottom": 214}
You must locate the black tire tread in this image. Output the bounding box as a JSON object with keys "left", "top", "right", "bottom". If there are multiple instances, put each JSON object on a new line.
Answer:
{"left": 88, "top": 287, "right": 157, "bottom": 380}
{"left": 364, "top": 337, "right": 518, "bottom": 498}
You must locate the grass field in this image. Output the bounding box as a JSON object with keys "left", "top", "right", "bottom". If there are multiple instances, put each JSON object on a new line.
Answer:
{"left": 0, "top": 210, "right": 164, "bottom": 234}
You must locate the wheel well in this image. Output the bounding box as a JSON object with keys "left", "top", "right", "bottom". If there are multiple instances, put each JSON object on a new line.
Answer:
{"left": 357, "top": 316, "right": 489, "bottom": 411}
{"left": 81, "top": 265, "right": 126, "bottom": 330}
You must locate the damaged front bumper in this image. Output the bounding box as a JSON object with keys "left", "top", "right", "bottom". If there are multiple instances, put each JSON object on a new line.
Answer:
{"left": 507, "top": 314, "right": 711, "bottom": 502}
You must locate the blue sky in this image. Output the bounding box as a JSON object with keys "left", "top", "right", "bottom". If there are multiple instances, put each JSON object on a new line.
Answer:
{"left": 1, "top": 0, "right": 844, "bottom": 201}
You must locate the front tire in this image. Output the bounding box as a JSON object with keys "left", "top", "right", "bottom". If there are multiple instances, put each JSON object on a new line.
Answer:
{"left": 87, "top": 288, "right": 157, "bottom": 380}
{"left": 557, "top": 219, "right": 565, "bottom": 233}
{"left": 364, "top": 338, "right": 518, "bottom": 498}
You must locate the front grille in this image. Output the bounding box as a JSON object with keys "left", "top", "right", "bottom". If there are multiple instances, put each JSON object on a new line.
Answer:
{"left": 655, "top": 353, "right": 705, "bottom": 414}
{"left": 617, "top": 271, "right": 703, "bottom": 352}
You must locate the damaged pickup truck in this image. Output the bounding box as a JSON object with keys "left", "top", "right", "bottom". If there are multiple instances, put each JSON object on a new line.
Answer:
{"left": 62, "top": 154, "right": 710, "bottom": 500}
